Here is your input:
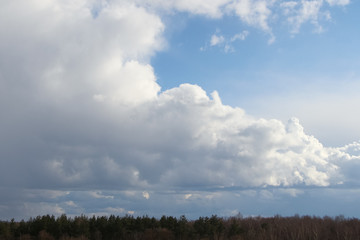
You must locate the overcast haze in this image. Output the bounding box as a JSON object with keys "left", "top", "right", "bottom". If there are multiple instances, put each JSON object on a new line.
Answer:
{"left": 1, "top": 0, "right": 360, "bottom": 220}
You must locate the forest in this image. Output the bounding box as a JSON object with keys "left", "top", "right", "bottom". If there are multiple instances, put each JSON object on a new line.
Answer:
{"left": 1, "top": 214, "right": 360, "bottom": 240}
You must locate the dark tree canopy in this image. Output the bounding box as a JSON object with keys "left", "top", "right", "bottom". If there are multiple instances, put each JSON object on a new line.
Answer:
{"left": 1, "top": 214, "right": 360, "bottom": 240}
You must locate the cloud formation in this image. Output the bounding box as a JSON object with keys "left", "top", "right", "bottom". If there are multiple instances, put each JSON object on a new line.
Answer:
{"left": 0, "top": 0, "right": 357, "bottom": 219}
{"left": 205, "top": 30, "right": 249, "bottom": 52}
{"left": 136, "top": 0, "right": 348, "bottom": 42}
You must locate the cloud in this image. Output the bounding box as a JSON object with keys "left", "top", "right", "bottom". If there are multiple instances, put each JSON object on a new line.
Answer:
{"left": 23, "top": 203, "right": 65, "bottom": 217}
{"left": 204, "top": 31, "right": 249, "bottom": 52}
{"left": 326, "top": 0, "right": 350, "bottom": 6}
{"left": 226, "top": 0, "right": 273, "bottom": 33}
{"left": 184, "top": 194, "right": 192, "bottom": 199}
{"left": 89, "top": 191, "right": 114, "bottom": 199}
{"left": 135, "top": 0, "right": 231, "bottom": 18}
{"left": 139, "top": 91, "right": 343, "bottom": 188}
{"left": 136, "top": 0, "right": 349, "bottom": 40}
{"left": 210, "top": 34, "right": 225, "bottom": 46}
{"left": 104, "top": 207, "right": 126, "bottom": 214}
{"left": 0, "top": 0, "right": 164, "bottom": 110}
{"left": 25, "top": 190, "right": 70, "bottom": 200}
{"left": 0, "top": 0, "right": 356, "bottom": 219}
{"left": 143, "top": 192, "right": 150, "bottom": 200}
{"left": 4, "top": 76, "right": 353, "bottom": 191}
{"left": 0, "top": 0, "right": 356, "bottom": 190}
{"left": 65, "top": 201, "right": 77, "bottom": 207}
{"left": 1, "top": 1, "right": 354, "bottom": 188}
{"left": 279, "top": 0, "right": 344, "bottom": 34}
{"left": 231, "top": 31, "right": 249, "bottom": 41}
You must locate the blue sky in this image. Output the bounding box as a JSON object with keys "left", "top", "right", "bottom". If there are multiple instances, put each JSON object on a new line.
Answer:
{"left": 153, "top": 3, "right": 360, "bottom": 146}
{"left": 1, "top": 0, "right": 360, "bottom": 220}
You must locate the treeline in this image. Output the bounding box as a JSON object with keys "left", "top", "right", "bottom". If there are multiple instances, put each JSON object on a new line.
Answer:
{"left": 1, "top": 214, "right": 360, "bottom": 240}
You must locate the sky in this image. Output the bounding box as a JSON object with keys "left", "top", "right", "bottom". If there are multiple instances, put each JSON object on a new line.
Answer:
{"left": 1, "top": 0, "right": 360, "bottom": 220}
